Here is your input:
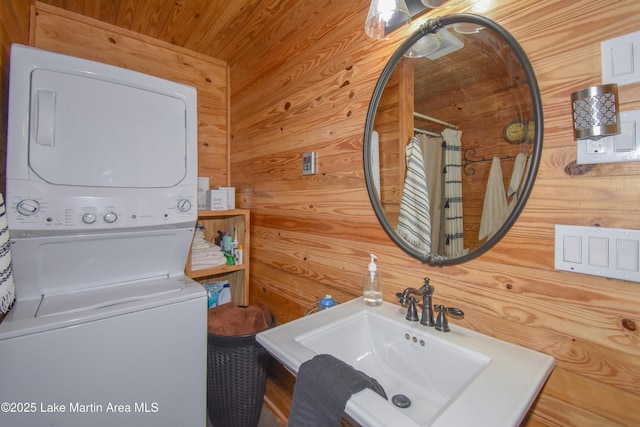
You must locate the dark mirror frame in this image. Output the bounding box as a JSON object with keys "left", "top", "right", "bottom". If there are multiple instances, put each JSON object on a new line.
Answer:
{"left": 363, "top": 13, "right": 543, "bottom": 266}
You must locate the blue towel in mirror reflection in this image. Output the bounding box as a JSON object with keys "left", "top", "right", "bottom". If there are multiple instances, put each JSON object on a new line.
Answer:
{"left": 287, "top": 354, "right": 387, "bottom": 427}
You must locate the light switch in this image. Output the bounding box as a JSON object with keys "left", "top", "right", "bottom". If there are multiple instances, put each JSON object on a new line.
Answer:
{"left": 615, "top": 119, "right": 636, "bottom": 152}
{"left": 563, "top": 235, "right": 582, "bottom": 263}
{"left": 611, "top": 43, "right": 634, "bottom": 77}
{"left": 602, "top": 30, "right": 640, "bottom": 86}
{"left": 588, "top": 236, "right": 609, "bottom": 267}
{"left": 617, "top": 239, "right": 639, "bottom": 271}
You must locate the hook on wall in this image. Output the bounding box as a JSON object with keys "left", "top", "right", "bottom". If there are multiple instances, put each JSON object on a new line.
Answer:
{"left": 462, "top": 148, "right": 518, "bottom": 176}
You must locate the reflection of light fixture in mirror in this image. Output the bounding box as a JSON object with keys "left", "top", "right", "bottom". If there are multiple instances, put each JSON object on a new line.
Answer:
{"left": 404, "top": 34, "right": 442, "bottom": 58}
{"left": 365, "top": 0, "right": 411, "bottom": 40}
{"left": 421, "top": 0, "right": 466, "bottom": 8}
{"left": 571, "top": 84, "right": 621, "bottom": 140}
{"left": 453, "top": 22, "right": 485, "bottom": 34}
{"left": 423, "top": 28, "right": 463, "bottom": 60}
{"left": 470, "top": 0, "right": 491, "bottom": 13}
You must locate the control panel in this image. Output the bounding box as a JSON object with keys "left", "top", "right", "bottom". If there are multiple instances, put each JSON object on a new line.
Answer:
{"left": 302, "top": 151, "right": 316, "bottom": 175}
{"left": 7, "top": 190, "right": 196, "bottom": 235}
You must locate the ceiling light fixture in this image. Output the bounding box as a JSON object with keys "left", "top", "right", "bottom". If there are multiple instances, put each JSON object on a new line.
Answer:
{"left": 365, "top": 0, "right": 412, "bottom": 40}
{"left": 365, "top": 0, "right": 474, "bottom": 40}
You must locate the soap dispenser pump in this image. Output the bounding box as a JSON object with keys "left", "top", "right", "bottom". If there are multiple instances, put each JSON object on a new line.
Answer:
{"left": 363, "top": 254, "right": 383, "bottom": 306}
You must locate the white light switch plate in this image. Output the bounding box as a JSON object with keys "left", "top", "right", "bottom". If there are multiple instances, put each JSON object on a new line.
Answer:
{"left": 602, "top": 30, "right": 640, "bottom": 86}
{"left": 555, "top": 225, "right": 640, "bottom": 283}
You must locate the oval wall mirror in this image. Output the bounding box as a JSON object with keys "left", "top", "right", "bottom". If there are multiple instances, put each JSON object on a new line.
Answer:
{"left": 363, "top": 14, "right": 543, "bottom": 266}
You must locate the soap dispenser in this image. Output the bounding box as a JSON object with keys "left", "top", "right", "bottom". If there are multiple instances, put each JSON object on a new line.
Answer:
{"left": 363, "top": 254, "right": 383, "bottom": 306}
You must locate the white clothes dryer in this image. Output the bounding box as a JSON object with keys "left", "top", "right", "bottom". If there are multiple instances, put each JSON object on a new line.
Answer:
{"left": 0, "top": 45, "right": 207, "bottom": 427}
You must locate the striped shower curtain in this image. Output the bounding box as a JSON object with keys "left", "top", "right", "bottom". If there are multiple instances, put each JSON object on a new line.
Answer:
{"left": 442, "top": 129, "right": 468, "bottom": 259}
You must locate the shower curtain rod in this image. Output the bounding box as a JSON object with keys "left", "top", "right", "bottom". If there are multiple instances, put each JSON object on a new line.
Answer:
{"left": 414, "top": 112, "right": 459, "bottom": 129}
{"left": 414, "top": 127, "right": 441, "bottom": 137}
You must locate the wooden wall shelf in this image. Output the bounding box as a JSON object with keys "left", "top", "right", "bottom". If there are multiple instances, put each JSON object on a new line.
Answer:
{"left": 185, "top": 209, "right": 250, "bottom": 305}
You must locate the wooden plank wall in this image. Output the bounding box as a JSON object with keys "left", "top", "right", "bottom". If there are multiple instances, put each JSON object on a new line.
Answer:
{"left": 7, "top": 2, "right": 230, "bottom": 189}
{"left": 230, "top": 0, "right": 640, "bottom": 425}
{"left": 1, "top": 0, "right": 639, "bottom": 426}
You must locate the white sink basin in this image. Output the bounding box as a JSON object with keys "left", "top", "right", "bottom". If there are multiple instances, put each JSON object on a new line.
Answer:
{"left": 297, "top": 310, "right": 489, "bottom": 425}
{"left": 257, "top": 298, "right": 554, "bottom": 427}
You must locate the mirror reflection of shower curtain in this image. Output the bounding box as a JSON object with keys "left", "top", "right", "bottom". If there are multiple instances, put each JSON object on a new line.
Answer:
{"left": 397, "top": 137, "right": 432, "bottom": 254}
{"left": 442, "top": 128, "right": 468, "bottom": 258}
{"left": 416, "top": 134, "right": 444, "bottom": 255}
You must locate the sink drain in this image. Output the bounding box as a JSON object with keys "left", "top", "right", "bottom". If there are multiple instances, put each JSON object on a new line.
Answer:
{"left": 391, "top": 394, "right": 411, "bottom": 408}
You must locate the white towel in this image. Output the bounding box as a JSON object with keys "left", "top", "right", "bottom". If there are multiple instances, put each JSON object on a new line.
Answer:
{"left": 190, "top": 227, "right": 228, "bottom": 270}
{"left": 478, "top": 157, "right": 508, "bottom": 241}
{"left": 191, "top": 260, "right": 227, "bottom": 270}
{"left": 0, "top": 194, "right": 15, "bottom": 315}
{"left": 191, "top": 252, "right": 225, "bottom": 260}
{"left": 397, "top": 137, "right": 432, "bottom": 253}
{"left": 509, "top": 153, "right": 531, "bottom": 213}
{"left": 508, "top": 152, "right": 527, "bottom": 198}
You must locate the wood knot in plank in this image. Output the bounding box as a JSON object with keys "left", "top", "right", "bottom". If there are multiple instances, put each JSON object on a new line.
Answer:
{"left": 622, "top": 318, "right": 636, "bottom": 331}
{"left": 564, "top": 161, "right": 593, "bottom": 176}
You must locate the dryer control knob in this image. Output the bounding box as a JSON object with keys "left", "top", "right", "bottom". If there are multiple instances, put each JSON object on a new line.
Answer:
{"left": 177, "top": 199, "right": 192, "bottom": 212}
{"left": 82, "top": 213, "right": 97, "bottom": 224}
{"left": 16, "top": 199, "right": 41, "bottom": 216}
{"left": 103, "top": 212, "right": 118, "bottom": 223}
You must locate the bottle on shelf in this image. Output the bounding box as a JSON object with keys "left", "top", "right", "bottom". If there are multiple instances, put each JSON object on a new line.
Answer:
{"left": 217, "top": 284, "right": 232, "bottom": 306}
{"left": 235, "top": 243, "right": 243, "bottom": 265}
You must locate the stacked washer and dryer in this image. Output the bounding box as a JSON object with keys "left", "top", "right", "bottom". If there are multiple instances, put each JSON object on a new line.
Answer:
{"left": 0, "top": 45, "right": 207, "bottom": 426}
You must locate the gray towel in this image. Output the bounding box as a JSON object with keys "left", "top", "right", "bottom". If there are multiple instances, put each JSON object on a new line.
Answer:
{"left": 287, "top": 354, "right": 387, "bottom": 427}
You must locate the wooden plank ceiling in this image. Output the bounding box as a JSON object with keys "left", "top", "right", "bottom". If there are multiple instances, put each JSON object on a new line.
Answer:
{"left": 36, "top": 0, "right": 286, "bottom": 65}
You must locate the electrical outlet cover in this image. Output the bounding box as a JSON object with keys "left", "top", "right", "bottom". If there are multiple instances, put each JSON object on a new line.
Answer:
{"left": 577, "top": 110, "right": 640, "bottom": 164}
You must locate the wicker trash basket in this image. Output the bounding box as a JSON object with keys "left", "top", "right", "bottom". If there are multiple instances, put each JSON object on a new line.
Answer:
{"left": 206, "top": 313, "right": 273, "bottom": 427}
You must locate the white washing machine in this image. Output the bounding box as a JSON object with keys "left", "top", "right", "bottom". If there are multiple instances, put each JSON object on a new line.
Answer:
{"left": 0, "top": 45, "right": 207, "bottom": 426}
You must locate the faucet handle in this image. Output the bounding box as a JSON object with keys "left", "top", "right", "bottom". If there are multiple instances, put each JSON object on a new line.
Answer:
{"left": 434, "top": 305, "right": 464, "bottom": 332}
{"left": 396, "top": 292, "right": 410, "bottom": 306}
{"left": 405, "top": 297, "right": 419, "bottom": 322}
{"left": 420, "top": 277, "right": 433, "bottom": 294}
